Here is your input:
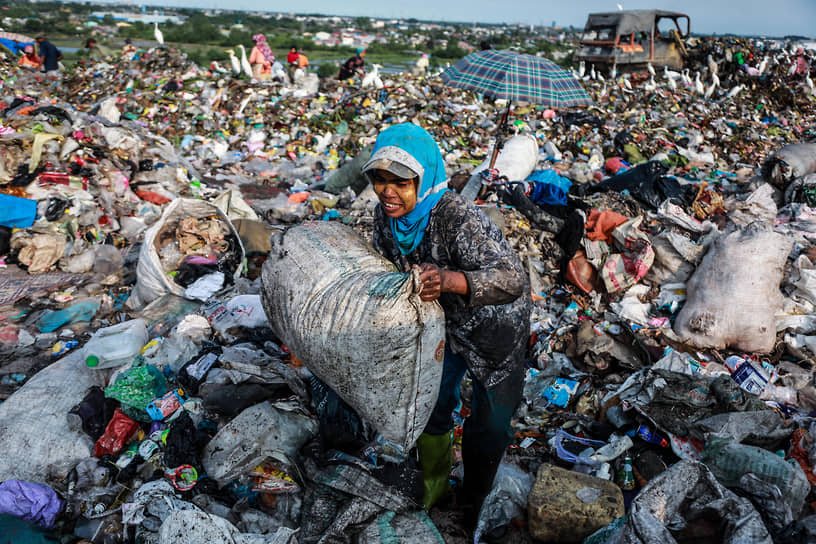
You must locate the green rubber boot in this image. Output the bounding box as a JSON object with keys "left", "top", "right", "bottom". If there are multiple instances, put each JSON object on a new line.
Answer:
{"left": 416, "top": 431, "right": 453, "bottom": 511}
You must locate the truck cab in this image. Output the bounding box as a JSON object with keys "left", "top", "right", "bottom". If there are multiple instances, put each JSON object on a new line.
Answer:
{"left": 574, "top": 10, "right": 690, "bottom": 71}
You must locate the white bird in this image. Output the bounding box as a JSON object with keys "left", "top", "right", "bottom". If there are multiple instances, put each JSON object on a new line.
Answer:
{"left": 704, "top": 78, "right": 718, "bottom": 99}
{"left": 362, "top": 64, "right": 384, "bottom": 89}
{"left": 622, "top": 77, "right": 632, "bottom": 91}
{"left": 711, "top": 72, "right": 720, "bottom": 88}
{"left": 806, "top": 73, "right": 815, "bottom": 93}
{"left": 238, "top": 92, "right": 253, "bottom": 114}
{"left": 609, "top": 62, "right": 617, "bottom": 80}
{"left": 590, "top": 64, "right": 596, "bottom": 80}
{"left": 757, "top": 57, "right": 768, "bottom": 75}
{"left": 644, "top": 75, "right": 657, "bottom": 92}
{"left": 598, "top": 82, "right": 607, "bottom": 99}
{"left": 787, "top": 61, "right": 797, "bottom": 76}
{"left": 596, "top": 69, "right": 604, "bottom": 82}
{"left": 647, "top": 62, "right": 655, "bottom": 77}
{"left": 617, "top": 2, "right": 623, "bottom": 10}
{"left": 667, "top": 76, "right": 677, "bottom": 91}
{"left": 210, "top": 61, "right": 227, "bottom": 74}
{"left": 225, "top": 49, "right": 240, "bottom": 75}
{"left": 313, "top": 132, "right": 333, "bottom": 154}
{"left": 578, "top": 60, "right": 586, "bottom": 78}
{"left": 726, "top": 84, "right": 743, "bottom": 99}
{"left": 663, "top": 66, "right": 681, "bottom": 80}
{"left": 238, "top": 44, "right": 252, "bottom": 79}
{"left": 681, "top": 69, "right": 692, "bottom": 87}
{"left": 694, "top": 71, "right": 704, "bottom": 95}
{"left": 154, "top": 22, "right": 164, "bottom": 45}
{"left": 707, "top": 54, "right": 717, "bottom": 76}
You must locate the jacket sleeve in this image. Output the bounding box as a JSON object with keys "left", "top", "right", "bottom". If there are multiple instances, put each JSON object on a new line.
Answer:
{"left": 443, "top": 199, "right": 527, "bottom": 307}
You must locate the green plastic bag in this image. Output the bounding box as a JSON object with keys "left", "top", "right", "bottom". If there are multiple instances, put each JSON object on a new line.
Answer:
{"left": 105, "top": 363, "right": 167, "bottom": 416}
{"left": 0, "top": 514, "right": 59, "bottom": 544}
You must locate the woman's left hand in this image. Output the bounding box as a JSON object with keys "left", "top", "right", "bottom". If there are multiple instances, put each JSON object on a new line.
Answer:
{"left": 414, "top": 264, "right": 469, "bottom": 301}
{"left": 415, "top": 263, "right": 442, "bottom": 301}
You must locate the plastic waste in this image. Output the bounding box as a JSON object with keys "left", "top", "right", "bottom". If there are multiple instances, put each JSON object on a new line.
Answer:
{"left": 261, "top": 221, "right": 445, "bottom": 450}
{"left": 474, "top": 463, "right": 535, "bottom": 543}
{"left": 620, "top": 460, "right": 771, "bottom": 544}
{"left": 703, "top": 437, "right": 810, "bottom": 514}
{"left": 0, "top": 480, "right": 63, "bottom": 529}
{"left": 36, "top": 300, "right": 101, "bottom": 333}
{"left": 0, "top": 194, "right": 37, "bottom": 228}
{"left": 94, "top": 408, "right": 140, "bottom": 458}
{"left": 0, "top": 514, "right": 60, "bottom": 544}
{"left": 674, "top": 222, "right": 792, "bottom": 353}
{"left": 83, "top": 319, "right": 148, "bottom": 370}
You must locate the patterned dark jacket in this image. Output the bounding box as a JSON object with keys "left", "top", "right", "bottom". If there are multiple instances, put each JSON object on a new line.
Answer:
{"left": 373, "top": 191, "right": 531, "bottom": 388}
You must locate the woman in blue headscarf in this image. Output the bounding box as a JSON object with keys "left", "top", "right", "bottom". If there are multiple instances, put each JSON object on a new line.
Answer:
{"left": 364, "top": 123, "right": 531, "bottom": 531}
{"left": 337, "top": 47, "right": 366, "bottom": 80}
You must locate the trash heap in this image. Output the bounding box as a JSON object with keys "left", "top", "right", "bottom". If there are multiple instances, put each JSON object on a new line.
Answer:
{"left": 1, "top": 38, "right": 816, "bottom": 543}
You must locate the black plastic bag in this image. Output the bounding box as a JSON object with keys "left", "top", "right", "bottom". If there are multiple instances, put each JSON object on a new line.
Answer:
{"left": 587, "top": 161, "right": 691, "bottom": 209}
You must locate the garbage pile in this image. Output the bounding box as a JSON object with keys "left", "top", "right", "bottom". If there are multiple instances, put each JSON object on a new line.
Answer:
{"left": 1, "top": 37, "right": 816, "bottom": 543}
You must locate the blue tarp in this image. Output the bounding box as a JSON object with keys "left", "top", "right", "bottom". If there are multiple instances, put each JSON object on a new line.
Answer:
{"left": 0, "top": 38, "right": 33, "bottom": 55}
{"left": 0, "top": 194, "right": 37, "bottom": 228}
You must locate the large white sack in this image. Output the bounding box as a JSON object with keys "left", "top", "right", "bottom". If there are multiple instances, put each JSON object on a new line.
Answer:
{"left": 0, "top": 351, "right": 107, "bottom": 483}
{"left": 128, "top": 198, "right": 245, "bottom": 309}
{"left": 471, "top": 134, "right": 538, "bottom": 181}
{"left": 260, "top": 222, "right": 445, "bottom": 450}
{"left": 673, "top": 223, "right": 792, "bottom": 352}
{"left": 762, "top": 143, "right": 816, "bottom": 187}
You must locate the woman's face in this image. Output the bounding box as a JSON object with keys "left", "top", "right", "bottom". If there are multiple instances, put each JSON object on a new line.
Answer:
{"left": 371, "top": 169, "right": 418, "bottom": 218}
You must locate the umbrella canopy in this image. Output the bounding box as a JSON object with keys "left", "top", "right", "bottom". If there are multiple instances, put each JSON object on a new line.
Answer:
{"left": 440, "top": 49, "right": 592, "bottom": 109}
{"left": 0, "top": 32, "right": 34, "bottom": 55}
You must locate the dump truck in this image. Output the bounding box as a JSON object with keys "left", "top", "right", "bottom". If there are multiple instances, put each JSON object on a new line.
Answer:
{"left": 574, "top": 10, "right": 690, "bottom": 71}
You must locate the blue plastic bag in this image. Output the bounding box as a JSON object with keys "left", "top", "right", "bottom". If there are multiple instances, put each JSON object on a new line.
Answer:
{"left": 36, "top": 300, "right": 101, "bottom": 333}
{"left": 0, "top": 194, "right": 37, "bottom": 228}
{"left": 525, "top": 170, "right": 572, "bottom": 206}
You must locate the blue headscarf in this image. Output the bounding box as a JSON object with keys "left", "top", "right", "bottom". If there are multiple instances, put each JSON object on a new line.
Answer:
{"left": 370, "top": 123, "right": 448, "bottom": 255}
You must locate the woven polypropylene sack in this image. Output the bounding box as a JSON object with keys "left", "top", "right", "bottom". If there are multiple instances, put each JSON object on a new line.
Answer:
{"left": 128, "top": 198, "right": 245, "bottom": 309}
{"left": 261, "top": 222, "right": 445, "bottom": 450}
{"left": 673, "top": 223, "right": 792, "bottom": 352}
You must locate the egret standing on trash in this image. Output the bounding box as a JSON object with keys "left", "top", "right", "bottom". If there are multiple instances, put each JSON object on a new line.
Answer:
{"left": 363, "top": 122, "right": 531, "bottom": 530}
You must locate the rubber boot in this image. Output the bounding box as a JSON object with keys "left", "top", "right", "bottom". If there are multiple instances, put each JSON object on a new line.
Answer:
{"left": 461, "top": 448, "right": 503, "bottom": 531}
{"left": 416, "top": 431, "right": 453, "bottom": 511}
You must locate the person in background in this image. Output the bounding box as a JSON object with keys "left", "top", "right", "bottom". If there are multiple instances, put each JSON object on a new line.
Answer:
{"left": 363, "top": 123, "right": 530, "bottom": 532}
{"left": 413, "top": 52, "right": 430, "bottom": 76}
{"left": 85, "top": 38, "right": 112, "bottom": 60}
{"left": 286, "top": 45, "right": 299, "bottom": 81}
{"left": 18, "top": 44, "right": 42, "bottom": 70}
{"left": 249, "top": 34, "right": 274, "bottom": 80}
{"left": 35, "top": 35, "right": 62, "bottom": 78}
{"left": 121, "top": 38, "right": 137, "bottom": 62}
{"left": 337, "top": 47, "right": 366, "bottom": 81}
{"left": 297, "top": 51, "right": 309, "bottom": 69}
{"left": 792, "top": 47, "right": 810, "bottom": 77}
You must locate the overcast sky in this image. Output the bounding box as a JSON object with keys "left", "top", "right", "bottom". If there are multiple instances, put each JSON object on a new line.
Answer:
{"left": 135, "top": 0, "right": 814, "bottom": 38}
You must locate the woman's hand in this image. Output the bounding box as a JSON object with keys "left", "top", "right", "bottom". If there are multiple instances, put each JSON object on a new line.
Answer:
{"left": 414, "top": 264, "right": 469, "bottom": 301}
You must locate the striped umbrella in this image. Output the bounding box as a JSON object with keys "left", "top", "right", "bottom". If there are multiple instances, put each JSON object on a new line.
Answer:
{"left": 441, "top": 50, "right": 591, "bottom": 190}
{"left": 440, "top": 49, "right": 591, "bottom": 108}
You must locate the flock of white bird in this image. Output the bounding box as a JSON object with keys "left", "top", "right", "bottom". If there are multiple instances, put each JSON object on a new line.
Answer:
{"left": 151, "top": 21, "right": 813, "bottom": 96}
{"left": 571, "top": 44, "right": 814, "bottom": 101}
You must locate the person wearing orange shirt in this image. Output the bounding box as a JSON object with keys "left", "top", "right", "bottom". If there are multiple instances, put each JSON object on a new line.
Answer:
{"left": 18, "top": 45, "right": 42, "bottom": 70}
